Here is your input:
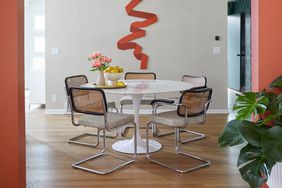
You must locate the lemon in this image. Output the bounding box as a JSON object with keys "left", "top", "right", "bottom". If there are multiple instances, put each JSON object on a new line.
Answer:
{"left": 117, "top": 81, "right": 125, "bottom": 86}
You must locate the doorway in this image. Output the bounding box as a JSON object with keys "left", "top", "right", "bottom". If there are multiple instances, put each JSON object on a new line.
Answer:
{"left": 24, "top": 0, "right": 46, "bottom": 112}
{"left": 227, "top": 0, "right": 252, "bottom": 111}
{"left": 227, "top": 0, "right": 252, "bottom": 92}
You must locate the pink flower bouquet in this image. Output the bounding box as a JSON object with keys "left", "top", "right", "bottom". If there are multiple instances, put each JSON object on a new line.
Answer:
{"left": 88, "top": 51, "right": 112, "bottom": 71}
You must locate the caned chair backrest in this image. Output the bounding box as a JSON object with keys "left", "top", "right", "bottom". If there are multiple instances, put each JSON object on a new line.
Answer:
{"left": 182, "top": 75, "right": 207, "bottom": 89}
{"left": 69, "top": 87, "right": 107, "bottom": 116}
{"left": 125, "top": 72, "right": 156, "bottom": 80}
{"left": 177, "top": 88, "right": 212, "bottom": 117}
{"left": 65, "top": 75, "right": 88, "bottom": 96}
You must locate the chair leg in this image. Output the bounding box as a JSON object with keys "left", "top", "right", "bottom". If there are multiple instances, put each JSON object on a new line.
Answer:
{"left": 109, "top": 106, "right": 119, "bottom": 113}
{"left": 72, "top": 126, "right": 136, "bottom": 175}
{"left": 67, "top": 131, "right": 100, "bottom": 147}
{"left": 151, "top": 107, "right": 174, "bottom": 137}
{"left": 152, "top": 124, "right": 175, "bottom": 137}
{"left": 152, "top": 126, "right": 206, "bottom": 144}
{"left": 179, "top": 129, "right": 206, "bottom": 144}
{"left": 146, "top": 124, "right": 211, "bottom": 173}
{"left": 67, "top": 128, "right": 119, "bottom": 147}
{"left": 120, "top": 125, "right": 130, "bottom": 137}
{"left": 120, "top": 104, "right": 124, "bottom": 114}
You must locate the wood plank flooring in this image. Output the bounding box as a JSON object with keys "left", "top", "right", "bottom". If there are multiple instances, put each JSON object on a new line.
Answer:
{"left": 26, "top": 110, "right": 248, "bottom": 188}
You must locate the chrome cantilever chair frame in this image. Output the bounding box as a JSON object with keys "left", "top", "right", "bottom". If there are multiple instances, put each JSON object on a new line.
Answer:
{"left": 152, "top": 101, "right": 208, "bottom": 144}
{"left": 146, "top": 102, "right": 211, "bottom": 173}
{"left": 69, "top": 87, "right": 137, "bottom": 174}
{"left": 65, "top": 75, "right": 119, "bottom": 148}
{"left": 152, "top": 75, "right": 208, "bottom": 144}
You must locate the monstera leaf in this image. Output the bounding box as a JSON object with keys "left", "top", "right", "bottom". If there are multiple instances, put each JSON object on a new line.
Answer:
{"left": 262, "top": 126, "right": 282, "bottom": 162}
{"left": 238, "top": 144, "right": 276, "bottom": 188}
{"left": 233, "top": 92, "right": 269, "bottom": 121}
{"left": 218, "top": 120, "right": 245, "bottom": 147}
{"left": 239, "top": 121, "right": 264, "bottom": 147}
{"left": 270, "top": 75, "right": 282, "bottom": 88}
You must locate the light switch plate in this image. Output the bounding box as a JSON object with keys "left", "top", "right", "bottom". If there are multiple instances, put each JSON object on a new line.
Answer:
{"left": 51, "top": 47, "right": 60, "bottom": 56}
{"left": 213, "top": 47, "right": 221, "bottom": 55}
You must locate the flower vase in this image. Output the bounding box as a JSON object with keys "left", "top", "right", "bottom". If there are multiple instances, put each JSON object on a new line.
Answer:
{"left": 96, "top": 70, "right": 106, "bottom": 86}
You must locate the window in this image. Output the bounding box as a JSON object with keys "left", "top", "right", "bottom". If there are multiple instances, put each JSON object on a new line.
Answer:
{"left": 34, "top": 36, "right": 45, "bottom": 52}
{"left": 32, "top": 57, "right": 45, "bottom": 71}
{"left": 34, "top": 15, "right": 45, "bottom": 31}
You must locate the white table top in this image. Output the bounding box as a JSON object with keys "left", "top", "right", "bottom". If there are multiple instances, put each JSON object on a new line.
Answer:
{"left": 82, "top": 80, "right": 193, "bottom": 95}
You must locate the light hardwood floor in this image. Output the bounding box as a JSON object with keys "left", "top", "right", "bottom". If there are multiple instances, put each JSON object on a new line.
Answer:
{"left": 26, "top": 110, "right": 248, "bottom": 188}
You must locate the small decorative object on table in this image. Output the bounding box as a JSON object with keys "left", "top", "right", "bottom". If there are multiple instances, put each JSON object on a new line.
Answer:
{"left": 89, "top": 51, "right": 112, "bottom": 86}
{"left": 104, "top": 66, "right": 125, "bottom": 87}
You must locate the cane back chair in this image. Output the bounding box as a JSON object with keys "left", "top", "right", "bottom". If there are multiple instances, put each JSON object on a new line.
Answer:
{"left": 146, "top": 88, "right": 212, "bottom": 173}
{"left": 152, "top": 75, "right": 208, "bottom": 144}
{"left": 69, "top": 87, "right": 137, "bottom": 174}
{"left": 65, "top": 75, "right": 118, "bottom": 147}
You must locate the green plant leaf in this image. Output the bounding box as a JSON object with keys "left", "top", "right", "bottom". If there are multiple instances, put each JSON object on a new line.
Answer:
{"left": 239, "top": 157, "right": 274, "bottom": 188}
{"left": 262, "top": 126, "right": 282, "bottom": 162}
{"left": 237, "top": 144, "right": 276, "bottom": 188}
{"left": 218, "top": 120, "right": 245, "bottom": 147}
{"left": 239, "top": 121, "right": 263, "bottom": 147}
{"left": 237, "top": 144, "right": 262, "bottom": 167}
{"left": 233, "top": 92, "right": 269, "bottom": 121}
{"left": 277, "top": 94, "right": 282, "bottom": 112}
{"left": 269, "top": 75, "right": 282, "bottom": 88}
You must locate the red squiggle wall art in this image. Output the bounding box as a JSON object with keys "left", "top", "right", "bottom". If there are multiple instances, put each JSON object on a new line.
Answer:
{"left": 117, "top": 0, "right": 158, "bottom": 69}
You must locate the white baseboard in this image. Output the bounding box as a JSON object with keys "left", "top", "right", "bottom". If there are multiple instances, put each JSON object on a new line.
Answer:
{"left": 208, "top": 109, "right": 229, "bottom": 114}
{"left": 44, "top": 108, "right": 229, "bottom": 115}
{"left": 44, "top": 109, "right": 67, "bottom": 115}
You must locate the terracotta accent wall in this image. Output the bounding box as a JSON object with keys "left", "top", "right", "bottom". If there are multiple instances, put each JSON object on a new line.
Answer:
{"left": 252, "top": 0, "right": 282, "bottom": 91}
{"left": 0, "top": 0, "right": 25, "bottom": 187}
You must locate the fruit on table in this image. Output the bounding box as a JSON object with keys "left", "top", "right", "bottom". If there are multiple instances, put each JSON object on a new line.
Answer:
{"left": 105, "top": 66, "right": 124, "bottom": 73}
{"left": 117, "top": 81, "right": 125, "bottom": 87}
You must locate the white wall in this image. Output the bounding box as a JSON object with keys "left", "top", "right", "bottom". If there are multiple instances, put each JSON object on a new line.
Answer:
{"left": 45, "top": 0, "right": 228, "bottom": 113}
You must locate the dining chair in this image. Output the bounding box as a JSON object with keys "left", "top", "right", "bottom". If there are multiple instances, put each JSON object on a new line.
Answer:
{"left": 64, "top": 75, "right": 119, "bottom": 147}
{"left": 146, "top": 88, "right": 212, "bottom": 173}
{"left": 120, "top": 72, "right": 157, "bottom": 113}
{"left": 182, "top": 75, "right": 207, "bottom": 89}
{"left": 69, "top": 87, "right": 137, "bottom": 174}
{"left": 152, "top": 75, "right": 208, "bottom": 144}
{"left": 119, "top": 72, "right": 156, "bottom": 136}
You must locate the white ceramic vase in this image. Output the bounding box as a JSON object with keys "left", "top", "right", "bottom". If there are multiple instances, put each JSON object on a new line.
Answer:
{"left": 96, "top": 70, "right": 106, "bottom": 86}
{"left": 268, "top": 163, "right": 282, "bottom": 188}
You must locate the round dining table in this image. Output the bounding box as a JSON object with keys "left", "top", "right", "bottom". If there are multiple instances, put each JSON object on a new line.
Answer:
{"left": 85, "top": 80, "right": 192, "bottom": 154}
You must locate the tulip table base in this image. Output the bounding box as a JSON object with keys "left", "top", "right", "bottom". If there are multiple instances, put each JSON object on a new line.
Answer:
{"left": 112, "top": 138, "right": 162, "bottom": 154}
{"left": 112, "top": 94, "right": 162, "bottom": 154}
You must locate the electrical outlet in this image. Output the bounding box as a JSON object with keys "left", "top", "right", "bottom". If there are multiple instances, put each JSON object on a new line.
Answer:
{"left": 52, "top": 95, "right": 57, "bottom": 103}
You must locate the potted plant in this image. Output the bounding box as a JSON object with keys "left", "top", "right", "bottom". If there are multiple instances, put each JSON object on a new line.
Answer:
{"left": 218, "top": 75, "right": 282, "bottom": 188}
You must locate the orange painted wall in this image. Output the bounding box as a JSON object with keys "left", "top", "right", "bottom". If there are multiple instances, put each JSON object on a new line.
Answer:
{"left": 0, "top": 0, "right": 25, "bottom": 187}
{"left": 252, "top": 1, "right": 282, "bottom": 187}
{"left": 252, "top": 0, "right": 282, "bottom": 91}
